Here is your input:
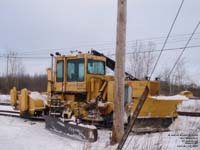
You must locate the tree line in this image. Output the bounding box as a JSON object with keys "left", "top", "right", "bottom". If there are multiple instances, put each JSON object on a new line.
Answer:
{"left": 0, "top": 74, "right": 47, "bottom": 94}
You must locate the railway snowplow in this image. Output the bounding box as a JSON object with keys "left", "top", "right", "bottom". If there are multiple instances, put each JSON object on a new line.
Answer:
{"left": 43, "top": 50, "right": 182, "bottom": 141}
{"left": 8, "top": 50, "right": 183, "bottom": 142}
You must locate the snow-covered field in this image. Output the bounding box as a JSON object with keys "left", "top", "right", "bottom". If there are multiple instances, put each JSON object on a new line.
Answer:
{"left": 0, "top": 115, "right": 199, "bottom": 150}
{"left": 178, "top": 99, "right": 200, "bottom": 112}
{"left": 0, "top": 94, "right": 200, "bottom": 150}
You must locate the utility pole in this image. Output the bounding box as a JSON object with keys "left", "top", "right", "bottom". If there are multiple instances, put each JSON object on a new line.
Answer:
{"left": 112, "top": 0, "right": 127, "bottom": 144}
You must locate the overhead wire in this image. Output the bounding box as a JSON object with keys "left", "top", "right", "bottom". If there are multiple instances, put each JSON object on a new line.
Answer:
{"left": 1, "top": 31, "right": 199, "bottom": 56}
{"left": 122, "top": 0, "right": 185, "bottom": 149}
{"left": 0, "top": 44, "right": 200, "bottom": 60}
{"left": 149, "top": 0, "right": 185, "bottom": 78}
{"left": 167, "top": 21, "right": 200, "bottom": 78}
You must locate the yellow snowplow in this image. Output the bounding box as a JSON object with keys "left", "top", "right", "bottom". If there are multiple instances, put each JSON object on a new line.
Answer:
{"left": 45, "top": 50, "right": 182, "bottom": 133}
{"left": 9, "top": 50, "right": 184, "bottom": 141}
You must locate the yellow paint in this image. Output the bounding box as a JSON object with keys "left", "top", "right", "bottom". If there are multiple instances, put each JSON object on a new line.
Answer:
{"left": 131, "top": 97, "right": 182, "bottom": 118}
{"left": 10, "top": 87, "right": 17, "bottom": 106}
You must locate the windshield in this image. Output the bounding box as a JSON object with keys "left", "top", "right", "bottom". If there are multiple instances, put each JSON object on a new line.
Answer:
{"left": 87, "top": 59, "right": 105, "bottom": 75}
{"left": 67, "top": 59, "right": 84, "bottom": 82}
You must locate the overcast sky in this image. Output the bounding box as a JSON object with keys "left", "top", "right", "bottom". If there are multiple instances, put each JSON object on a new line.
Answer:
{"left": 0, "top": 0, "right": 199, "bottom": 84}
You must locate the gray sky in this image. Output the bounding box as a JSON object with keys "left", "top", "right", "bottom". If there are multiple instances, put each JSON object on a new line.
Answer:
{"left": 0, "top": 0, "right": 199, "bottom": 84}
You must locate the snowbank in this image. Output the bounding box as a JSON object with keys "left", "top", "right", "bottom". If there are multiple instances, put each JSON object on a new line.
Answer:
{"left": 170, "top": 116, "right": 200, "bottom": 131}
{"left": 177, "top": 99, "right": 200, "bottom": 112}
{"left": 0, "top": 95, "right": 10, "bottom": 103}
{"left": 152, "top": 95, "right": 189, "bottom": 101}
{"left": 0, "top": 105, "right": 18, "bottom": 112}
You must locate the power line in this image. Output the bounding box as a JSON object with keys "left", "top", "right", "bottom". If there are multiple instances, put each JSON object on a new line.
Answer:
{"left": 168, "top": 21, "right": 200, "bottom": 78}
{"left": 149, "top": 0, "right": 185, "bottom": 78}
{"left": 0, "top": 44, "right": 199, "bottom": 60}
{"left": 1, "top": 31, "right": 199, "bottom": 56}
{"left": 122, "top": 0, "right": 185, "bottom": 149}
{"left": 112, "top": 44, "right": 200, "bottom": 56}
{"left": 14, "top": 36, "right": 200, "bottom": 56}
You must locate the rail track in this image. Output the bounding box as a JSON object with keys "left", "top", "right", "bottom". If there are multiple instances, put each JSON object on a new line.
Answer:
{"left": 0, "top": 102, "right": 11, "bottom": 106}
{"left": 177, "top": 111, "right": 200, "bottom": 117}
{"left": 0, "top": 110, "right": 20, "bottom": 117}
{"left": 0, "top": 104, "right": 44, "bottom": 121}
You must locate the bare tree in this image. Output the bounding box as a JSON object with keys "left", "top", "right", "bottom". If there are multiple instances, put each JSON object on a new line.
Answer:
{"left": 169, "top": 58, "right": 187, "bottom": 94}
{"left": 126, "top": 41, "right": 156, "bottom": 79}
{"left": 8, "top": 51, "right": 25, "bottom": 76}
{"left": 158, "top": 58, "right": 189, "bottom": 95}
{"left": 6, "top": 51, "right": 25, "bottom": 92}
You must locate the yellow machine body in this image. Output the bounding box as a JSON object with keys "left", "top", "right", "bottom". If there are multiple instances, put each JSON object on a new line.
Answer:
{"left": 107, "top": 80, "right": 182, "bottom": 118}
{"left": 10, "top": 87, "right": 46, "bottom": 117}
{"left": 47, "top": 52, "right": 182, "bottom": 123}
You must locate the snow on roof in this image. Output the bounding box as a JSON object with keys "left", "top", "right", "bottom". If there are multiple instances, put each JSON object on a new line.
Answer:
{"left": 151, "top": 95, "right": 189, "bottom": 100}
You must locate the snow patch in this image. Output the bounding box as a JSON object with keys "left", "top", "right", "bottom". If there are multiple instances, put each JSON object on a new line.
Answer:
{"left": 0, "top": 105, "right": 19, "bottom": 112}
{"left": 29, "top": 92, "right": 47, "bottom": 104}
{"left": 177, "top": 99, "right": 200, "bottom": 112}
{"left": 0, "top": 95, "right": 10, "bottom": 103}
{"left": 151, "top": 95, "right": 189, "bottom": 100}
{"left": 69, "top": 122, "right": 97, "bottom": 130}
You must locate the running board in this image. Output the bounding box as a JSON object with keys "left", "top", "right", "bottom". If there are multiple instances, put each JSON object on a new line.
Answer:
{"left": 44, "top": 116, "right": 98, "bottom": 142}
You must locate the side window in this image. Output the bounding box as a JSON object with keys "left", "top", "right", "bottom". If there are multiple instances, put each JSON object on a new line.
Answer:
{"left": 87, "top": 59, "right": 105, "bottom": 75}
{"left": 56, "top": 60, "right": 64, "bottom": 82}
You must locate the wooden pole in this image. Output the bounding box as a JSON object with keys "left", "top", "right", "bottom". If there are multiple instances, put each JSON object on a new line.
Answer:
{"left": 112, "top": 0, "right": 127, "bottom": 144}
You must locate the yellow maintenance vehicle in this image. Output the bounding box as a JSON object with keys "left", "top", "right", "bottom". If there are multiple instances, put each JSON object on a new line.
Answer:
{"left": 44, "top": 50, "right": 182, "bottom": 141}
{"left": 9, "top": 50, "right": 182, "bottom": 141}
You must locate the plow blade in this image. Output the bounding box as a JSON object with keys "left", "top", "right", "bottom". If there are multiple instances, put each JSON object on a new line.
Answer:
{"left": 45, "top": 116, "right": 98, "bottom": 142}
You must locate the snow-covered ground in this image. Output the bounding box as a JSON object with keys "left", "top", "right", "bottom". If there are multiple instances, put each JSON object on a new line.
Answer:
{"left": 0, "top": 116, "right": 114, "bottom": 150}
{"left": 0, "top": 105, "right": 19, "bottom": 112}
{"left": 0, "top": 95, "right": 10, "bottom": 103}
{"left": 178, "top": 99, "right": 200, "bottom": 112}
{"left": 0, "top": 94, "right": 200, "bottom": 149}
{"left": 0, "top": 115, "right": 199, "bottom": 150}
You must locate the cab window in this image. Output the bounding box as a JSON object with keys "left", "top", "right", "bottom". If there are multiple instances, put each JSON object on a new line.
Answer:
{"left": 56, "top": 60, "right": 64, "bottom": 82}
{"left": 67, "top": 59, "right": 85, "bottom": 82}
{"left": 87, "top": 59, "right": 105, "bottom": 75}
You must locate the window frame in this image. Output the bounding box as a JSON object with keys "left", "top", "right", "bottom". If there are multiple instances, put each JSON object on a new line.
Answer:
{"left": 87, "top": 59, "right": 105, "bottom": 75}
{"left": 67, "top": 58, "right": 85, "bottom": 82}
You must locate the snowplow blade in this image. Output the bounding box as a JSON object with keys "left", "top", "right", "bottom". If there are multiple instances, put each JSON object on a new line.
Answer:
{"left": 44, "top": 116, "right": 98, "bottom": 142}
